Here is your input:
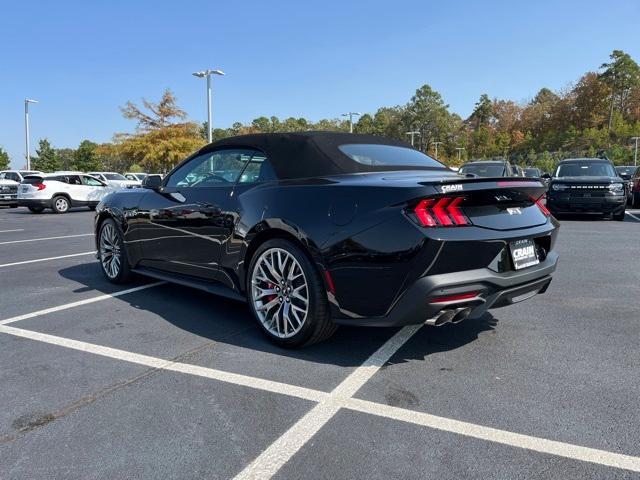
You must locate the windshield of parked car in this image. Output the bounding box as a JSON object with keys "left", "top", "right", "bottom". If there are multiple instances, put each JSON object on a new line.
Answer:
{"left": 555, "top": 162, "right": 616, "bottom": 177}
{"left": 338, "top": 144, "right": 444, "bottom": 169}
{"left": 616, "top": 166, "right": 636, "bottom": 176}
{"left": 103, "top": 173, "right": 127, "bottom": 180}
{"left": 459, "top": 163, "right": 506, "bottom": 177}
{"left": 524, "top": 168, "right": 541, "bottom": 177}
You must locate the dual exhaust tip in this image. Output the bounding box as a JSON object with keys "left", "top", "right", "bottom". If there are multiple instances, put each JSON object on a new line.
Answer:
{"left": 426, "top": 307, "right": 473, "bottom": 327}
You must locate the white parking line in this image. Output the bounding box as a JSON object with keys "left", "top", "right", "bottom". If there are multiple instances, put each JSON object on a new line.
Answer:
{"left": 0, "top": 318, "right": 639, "bottom": 474}
{"left": 346, "top": 398, "right": 640, "bottom": 474}
{"left": 626, "top": 211, "right": 640, "bottom": 221}
{"left": 0, "top": 233, "right": 93, "bottom": 245}
{"left": 0, "top": 282, "right": 165, "bottom": 326}
{"left": 0, "top": 229, "right": 24, "bottom": 233}
{"left": 0, "top": 324, "right": 327, "bottom": 403}
{"left": 0, "top": 251, "right": 96, "bottom": 268}
{"left": 233, "top": 325, "right": 423, "bottom": 479}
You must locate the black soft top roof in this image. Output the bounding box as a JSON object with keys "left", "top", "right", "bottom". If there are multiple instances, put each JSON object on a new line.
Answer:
{"left": 199, "top": 131, "right": 421, "bottom": 179}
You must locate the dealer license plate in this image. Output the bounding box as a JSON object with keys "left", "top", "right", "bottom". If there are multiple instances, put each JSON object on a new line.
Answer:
{"left": 509, "top": 239, "right": 539, "bottom": 270}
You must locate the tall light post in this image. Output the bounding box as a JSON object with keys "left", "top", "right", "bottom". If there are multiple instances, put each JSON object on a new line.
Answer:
{"left": 432, "top": 141, "right": 443, "bottom": 160}
{"left": 341, "top": 112, "right": 361, "bottom": 133}
{"left": 632, "top": 137, "right": 640, "bottom": 166}
{"left": 455, "top": 147, "right": 465, "bottom": 162}
{"left": 24, "top": 99, "right": 38, "bottom": 170}
{"left": 192, "top": 69, "right": 225, "bottom": 143}
{"left": 405, "top": 130, "right": 420, "bottom": 147}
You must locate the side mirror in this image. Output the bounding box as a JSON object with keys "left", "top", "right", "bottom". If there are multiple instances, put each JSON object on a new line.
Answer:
{"left": 142, "top": 174, "right": 162, "bottom": 190}
{"left": 541, "top": 173, "right": 551, "bottom": 179}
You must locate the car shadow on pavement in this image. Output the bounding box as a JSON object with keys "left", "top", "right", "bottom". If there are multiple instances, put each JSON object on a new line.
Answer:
{"left": 58, "top": 263, "right": 497, "bottom": 368}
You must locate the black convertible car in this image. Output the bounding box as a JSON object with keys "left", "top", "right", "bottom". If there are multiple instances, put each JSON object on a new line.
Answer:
{"left": 95, "top": 132, "right": 559, "bottom": 347}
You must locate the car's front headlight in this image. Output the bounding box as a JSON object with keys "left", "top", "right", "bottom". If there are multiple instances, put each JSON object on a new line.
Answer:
{"left": 609, "top": 183, "right": 624, "bottom": 194}
{"left": 551, "top": 183, "right": 568, "bottom": 191}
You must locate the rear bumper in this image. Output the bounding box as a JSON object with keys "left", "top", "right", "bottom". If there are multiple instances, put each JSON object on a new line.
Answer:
{"left": 18, "top": 199, "right": 51, "bottom": 208}
{"left": 333, "top": 251, "right": 558, "bottom": 327}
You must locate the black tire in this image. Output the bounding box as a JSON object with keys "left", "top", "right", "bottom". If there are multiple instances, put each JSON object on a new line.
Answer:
{"left": 51, "top": 195, "right": 70, "bottom": 214}
{"left": 28, "top": 206, "right": 44, "bottom": 213}
{"left": 98, "top": 218, "right": 132, "bottom": 283}
{"left": 247, "top": 238, "right": 337, "bottom": 348}
{"left": 613, "top": 209, "right": 626, "bottom": 221}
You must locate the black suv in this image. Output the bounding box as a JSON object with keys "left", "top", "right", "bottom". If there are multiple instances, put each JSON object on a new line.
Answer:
{"left": 546, "top": 158, "right": 626, "bottom": 220}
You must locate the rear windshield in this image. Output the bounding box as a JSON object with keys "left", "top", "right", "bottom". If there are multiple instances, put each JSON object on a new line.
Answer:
{"left": 338, "top": 144, "right": 444, "bottom": 169}
{"left": 21, "top": 176, "right": 44, "bottom": 184}
{"left": 459, "top": 164, "right": 506, "bottom": 177}
{"left": 555, "top": 162, "right": 616, "bottom": 177}
{"left": 104, "top": 173, "right": 126, "bottom": 180}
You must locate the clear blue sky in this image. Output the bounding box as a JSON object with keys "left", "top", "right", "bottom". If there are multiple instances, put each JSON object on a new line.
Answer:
{"left": 2, "top": 0, "right": 639, "bottom": 168}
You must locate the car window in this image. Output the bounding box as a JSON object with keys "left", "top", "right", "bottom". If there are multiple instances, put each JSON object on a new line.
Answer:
{"left": 67, "top": 175, "right": 82, "bottom": 185}
{"left": 104, "top": 173, "right": 126, "bottom": 181}
{"left": 166, "top": 149, "right": 266, "bottom": 188}
{"left": 555, "top": 162, "right": 616, "bottom": 177}
{"left": 338, "top": 144, "right": 444, "bottom": 168}
{"left": 1, "top": 172, "right": 20, "bottom": 182}
{"left": 460, "top": 164, "right": 506, "bottom": 177}
{"left": 125, "top": 174, "right": 136, "bottom": 181}
{"left": 238, "top": 155, "right": 276, "bottom": 184}
{"left": 83, "top": 176, "right": 104, "bottom": 186}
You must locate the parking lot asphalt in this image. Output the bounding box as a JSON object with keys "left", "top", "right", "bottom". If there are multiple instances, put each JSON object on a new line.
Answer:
{"left": 1, "top": 206, "right": 639, "bottom": 479}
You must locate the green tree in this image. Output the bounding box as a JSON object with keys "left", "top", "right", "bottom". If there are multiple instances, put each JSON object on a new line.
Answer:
{"left": 74, "top": 140, "right": 100, "bottom": 171}
{"left": 470, "top": 93, "right": 493, "bottom": 128}
{"left": 600, "top": 50, "right": 640, "bottom": 128}
{"left": 32, "top": 139, "right": 62, "bottom": 172}
{"left": 0, "top": 146, "right": 10, "bottom": 170}
{"left": 404, "top": 85, "right": 452, "bottom": 151}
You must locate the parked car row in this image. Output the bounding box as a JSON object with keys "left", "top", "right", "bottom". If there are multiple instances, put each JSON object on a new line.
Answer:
{"left": 0, "top": 169, "right": 155, "bottom": 213}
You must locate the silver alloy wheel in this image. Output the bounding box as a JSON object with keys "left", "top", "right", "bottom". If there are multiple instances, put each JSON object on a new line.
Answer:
{"left": 55, "top": 197, "right": 69, "bottom": 212}
{"left": 251, "top": 247, "right": 309, "bottom": 338}
{"left": 100, "top": 223, "right": 121, "bottom": 279}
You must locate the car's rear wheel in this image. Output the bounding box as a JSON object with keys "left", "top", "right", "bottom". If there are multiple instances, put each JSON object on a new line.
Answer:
{"left": 28, "top": 206, "right": 44, "bottom": 213}
{"left": 98, "top": 219, "right": 132, "bottom": 283}
{"left": 247, "top": 239, "right": 337, "bottom": 347}
{"left": 52, "top": 196, "right": 70, "bottom": 214}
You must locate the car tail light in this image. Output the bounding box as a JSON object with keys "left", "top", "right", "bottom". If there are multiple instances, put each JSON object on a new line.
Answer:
{"left": 430, "top": 291, "right": 481, "bottom": 304}
{"left": 35, "top": 183, "right": 46, "bottom": 191}
{"left": 536, "top": 199, "right": 550, "bottom": 216}
{"left": 413, "top": 196, "right": 469, "bottom": 227}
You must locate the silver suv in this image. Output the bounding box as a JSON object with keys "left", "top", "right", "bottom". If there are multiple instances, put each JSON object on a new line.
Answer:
{"left": 18, "top": 173, "right": 113, "bottom": 213}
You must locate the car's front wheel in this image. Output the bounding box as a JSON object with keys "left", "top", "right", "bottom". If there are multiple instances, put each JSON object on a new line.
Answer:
{"left": 98, "top": 219, "right": 132, "bottom": 283}
{"left": 247, "top": 239, "right": 337, "bottom": 347}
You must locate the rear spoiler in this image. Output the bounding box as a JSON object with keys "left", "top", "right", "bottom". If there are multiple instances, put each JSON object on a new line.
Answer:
{"left": 419, "top": 177, "right": 547, "bottom": 201}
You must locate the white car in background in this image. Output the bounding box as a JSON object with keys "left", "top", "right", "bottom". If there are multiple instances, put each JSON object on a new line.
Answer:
{"left": 88, "top": 172, "right": 140, "bottom": 189}
{"left": 0, "top": 170, "right": 44, "bottom": 208}
{"left": 124, "top": 172, "right": 148, "bottom": 183}
{"left": 18, "top": 173, "right": 112, "bottom": 213}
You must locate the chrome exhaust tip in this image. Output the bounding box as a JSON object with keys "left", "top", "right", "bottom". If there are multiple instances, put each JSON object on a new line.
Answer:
{"left": 426, "top": 309, "right": 456, "bottom": 327}
{"left": 450, "top": 307, "right": 472, "bottom": 324}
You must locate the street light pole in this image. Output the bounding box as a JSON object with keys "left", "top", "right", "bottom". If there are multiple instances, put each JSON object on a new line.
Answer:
{"left": 341, "top": 112, "right": 361, "bottom": 133}
{"left": 192, "top": 69, "right": 225, "bottom": 143}
{"left": 405, "top": 131, "right": 420, "bottom": 147}
{"left": 632, "top": 137, "right": 640, "bottom": 166}
{"left": 432, "top": 141, "right": 443, "bottom": 160}
{"left": 456, "top": 147, "right": 465, "bottom": 162}
{"left": 24, "top": 99, "right": 38, "bottom": 170}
